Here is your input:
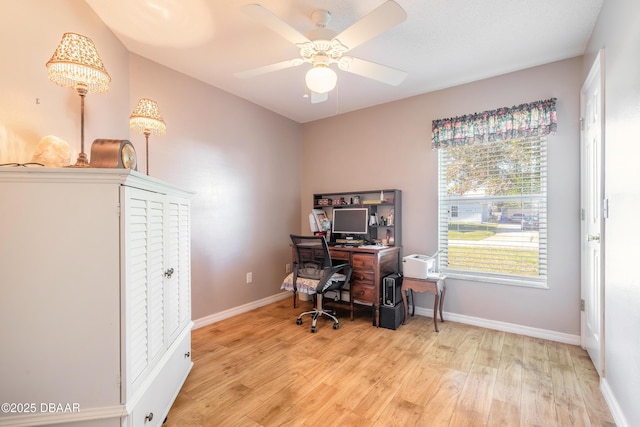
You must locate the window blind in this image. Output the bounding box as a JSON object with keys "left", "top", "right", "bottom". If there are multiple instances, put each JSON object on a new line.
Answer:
{"left": 438, "top": 136, "right": 547, "bottom": 285}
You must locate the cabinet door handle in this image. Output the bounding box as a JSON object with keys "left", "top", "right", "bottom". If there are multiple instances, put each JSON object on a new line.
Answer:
{"left": 164, "top": 268, "right": 174, "bottom": 278}
{"left": 185, "top": 351, "right": 191, "bottom": 358}
{"left": 145, "top": 412, "right": 154, "bottom": 421}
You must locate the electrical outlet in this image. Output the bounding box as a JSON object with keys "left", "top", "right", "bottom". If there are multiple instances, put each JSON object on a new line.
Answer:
{"left": 246, "top": 272, "right": 252, "bottom": 283}
{"left": 285, "top": 263, "right": 291, "bottom": 274}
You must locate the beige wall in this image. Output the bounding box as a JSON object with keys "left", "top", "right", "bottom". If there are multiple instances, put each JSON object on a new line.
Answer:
{"left": 584, "top": 0, "right": 640, "bottom": 425}
{"left": 302, "top": 57, "right": 583, "bottom": 336}
{"left": 128, "top": 54, "right": 302, "bottom": 318}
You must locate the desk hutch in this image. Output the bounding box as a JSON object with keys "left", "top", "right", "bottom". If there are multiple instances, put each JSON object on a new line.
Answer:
{"left": 313, "top": 189, "right": 402, "bottom": 247}
{"left": 311, "top": 189, "right": 402, "bottom": 326}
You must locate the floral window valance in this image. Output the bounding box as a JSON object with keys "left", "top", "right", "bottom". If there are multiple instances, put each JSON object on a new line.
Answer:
{"left": 431, "top": 98, "right": 557, "bottom": 149}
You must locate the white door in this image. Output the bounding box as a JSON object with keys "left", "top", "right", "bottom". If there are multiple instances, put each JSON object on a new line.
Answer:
{"left": 580, "top": 50, "right": 605, "bottom": 376}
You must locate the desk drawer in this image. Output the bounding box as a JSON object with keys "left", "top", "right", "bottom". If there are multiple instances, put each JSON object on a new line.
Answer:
{"left": 350, "top": 282, "right": 375, "bottom": 303}
{"left": 330, "top": 250, "right": 350, "bottom": 262}
{"left": 352, "top": 253, "right": 375, "bottom": 270}
{"left": 351, "top": 269, "right": 374, "bottom": 284}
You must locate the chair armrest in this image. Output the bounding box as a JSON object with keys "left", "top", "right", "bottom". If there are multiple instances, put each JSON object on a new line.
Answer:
{"left": 317, "top": 263, "right": 352, "bottom": 293}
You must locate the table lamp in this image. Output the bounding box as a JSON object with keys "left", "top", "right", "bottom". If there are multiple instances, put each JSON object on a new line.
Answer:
{"left": 129, "top": 98, "right": 166, "bottom": 175}
{"left": 46, "top": 32, "right": 111, "bottom": 167}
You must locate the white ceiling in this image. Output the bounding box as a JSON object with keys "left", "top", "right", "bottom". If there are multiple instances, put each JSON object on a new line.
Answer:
{"left": 85, "top": 0, "right": 604, "bottom": 123}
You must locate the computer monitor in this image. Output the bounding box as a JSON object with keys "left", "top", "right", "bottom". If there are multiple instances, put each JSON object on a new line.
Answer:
{"left": 331, "top": 207, "right": 368, "bottom": 235}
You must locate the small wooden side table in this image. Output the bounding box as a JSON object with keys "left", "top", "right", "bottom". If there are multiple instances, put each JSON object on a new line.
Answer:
{"left": 401, "top": 275, "right": 446, "bottom": 332}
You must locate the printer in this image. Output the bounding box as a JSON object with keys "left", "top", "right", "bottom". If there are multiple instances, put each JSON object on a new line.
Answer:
{"left": 402, "top": 252, "right": 441, "bottom": 279}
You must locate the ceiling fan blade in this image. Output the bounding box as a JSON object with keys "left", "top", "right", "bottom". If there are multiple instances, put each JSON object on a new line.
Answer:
{"left": 310, "top": 92, "right": 328, "bottom": 104}
{"left": 242, "top": 4, "right": 310, "bottom": 45}
{"left": 333, "top": 1, "right": 407, "bottom": 51}
{"left": 340, "top": 57, "right": 407, "bottom": 86}
{"left": 235, "top": 59, "right": 303, "bottom": 79}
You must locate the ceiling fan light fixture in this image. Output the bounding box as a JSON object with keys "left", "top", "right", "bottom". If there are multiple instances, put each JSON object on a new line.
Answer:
{"left": 305, "top": 64, "right": 337, "bottom": 94}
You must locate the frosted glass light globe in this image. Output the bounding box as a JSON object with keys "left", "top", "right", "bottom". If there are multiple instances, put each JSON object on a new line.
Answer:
{"left": 305, "top": 65, "right": 337, "bottom": 94}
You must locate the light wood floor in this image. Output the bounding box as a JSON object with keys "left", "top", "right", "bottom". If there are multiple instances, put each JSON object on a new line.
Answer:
{"left": 165, "top": 299, "right": 615, "bottom": 427}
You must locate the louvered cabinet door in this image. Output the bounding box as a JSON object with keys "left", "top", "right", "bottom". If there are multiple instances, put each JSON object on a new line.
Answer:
{"left": 164, "top": 196, "right": 192, "bottom": 345}
{"left": 123, "top": 186, "right": 167, "bottom": 396}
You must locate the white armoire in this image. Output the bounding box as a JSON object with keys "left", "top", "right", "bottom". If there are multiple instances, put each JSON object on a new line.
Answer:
{"left": 0, "top": 169, "right": 193, "bottom": 427}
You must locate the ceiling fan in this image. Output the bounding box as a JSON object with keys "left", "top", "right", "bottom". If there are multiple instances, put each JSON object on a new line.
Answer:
{"left": 235, "top": 1, "right": 408, "bottom": 103}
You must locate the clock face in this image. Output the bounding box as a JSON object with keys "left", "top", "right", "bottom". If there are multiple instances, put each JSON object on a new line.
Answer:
{"left": 121, "top": 143, "right": 137, "bottom": 170}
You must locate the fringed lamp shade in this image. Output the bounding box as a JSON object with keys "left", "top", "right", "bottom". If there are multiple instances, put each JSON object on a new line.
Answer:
{"left": 129, "top": 98, "right": 167, "bottom": 136}
{"left": 46, "top": 32, "right": 110, "bottom": 167}
{"left": 46, "top": 32, "right": 111, "bottom": 94}
{"left": 129, "top": 98, "right": 166, "bottom": 175}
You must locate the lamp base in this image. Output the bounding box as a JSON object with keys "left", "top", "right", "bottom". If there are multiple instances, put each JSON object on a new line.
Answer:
{"left": 67, "top": 153, "right": 91, "bottom": 168}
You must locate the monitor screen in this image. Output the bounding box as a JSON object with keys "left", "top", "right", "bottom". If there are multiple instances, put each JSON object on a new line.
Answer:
{"left": 332, "top": 208, "right": 368, "bottom": 235}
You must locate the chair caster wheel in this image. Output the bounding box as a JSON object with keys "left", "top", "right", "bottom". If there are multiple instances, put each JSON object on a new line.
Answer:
{"left": 310, "top": 326, "right": 316, "bottom": 333}
{"left": 296, "top": 318, "right": 302, "bottom": 325}
{"left": 333, "top": 323, "right": 339, "bottom": 330}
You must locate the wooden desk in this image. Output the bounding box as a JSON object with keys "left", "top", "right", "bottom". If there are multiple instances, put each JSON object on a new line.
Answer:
{"left": 401, "top": 276, "right": 446, "bottom": 332}
{"left": 329, "top": 245, "right": 401, "bottom": 327}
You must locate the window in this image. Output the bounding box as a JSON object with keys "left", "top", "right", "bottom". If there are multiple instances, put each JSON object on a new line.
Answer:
{"left": 438, "top": 136, "right": 547, "bottom": 286}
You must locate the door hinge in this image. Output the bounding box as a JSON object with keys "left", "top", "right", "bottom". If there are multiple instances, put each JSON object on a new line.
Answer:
{"left": 580, "top": 299, "right": 585, "bottom": 312}
{"left": 603, "top": 198, "right": 609, "bottom": 219}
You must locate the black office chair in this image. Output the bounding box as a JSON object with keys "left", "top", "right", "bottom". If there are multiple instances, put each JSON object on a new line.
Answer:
{"left": 290, "top": 234, "right": 352, "bottom": 333}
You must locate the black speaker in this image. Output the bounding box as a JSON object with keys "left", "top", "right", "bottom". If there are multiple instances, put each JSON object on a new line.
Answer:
{"left": 382, "top": 274, "right": 403, "bottom": 307}
{"left": 379, "top": 300, "right": 405, "bottom": 330}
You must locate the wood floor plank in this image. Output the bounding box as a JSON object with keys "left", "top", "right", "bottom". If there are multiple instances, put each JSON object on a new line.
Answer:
{"left": 396, "top": 358, "right": 447, "bottom": 407}
{"left": 372, "top": 395, "right": 424, "bottom": 427}
{"left": 492, "top": 346, "right": 523, "bottom": 406}
{"left": 550, "top": 362, "right": 591, "bottom": 426}
{"left": 487, "top": 399, "right": 521, "bottom": 427}
{"left": 416, "top": 368, "right": 467, "bottom": 426}
{"left": 448, "top": 363, "right": 498, "bottom": 427}
{"left": 520, "top": 377, "right": 557, "bottom": 427}
{"left": 164, "top": 299, "right": 614, "bottom": 427}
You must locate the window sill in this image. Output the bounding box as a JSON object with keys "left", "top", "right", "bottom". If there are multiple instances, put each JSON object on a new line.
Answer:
{"left": 441, "top": 270, "right": 549, "bottom": 289}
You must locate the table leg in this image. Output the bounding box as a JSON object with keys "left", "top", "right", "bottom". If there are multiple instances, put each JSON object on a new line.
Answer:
{"left": 410, "top": 289, "right": 416, "bottom": 317}
{"left": 402, "top": 288, "right": 409, "bottom": 325}
{"left": 433, "top": 293, "right": 440, "bottom": 332}
{"left": 439, "top": 286, "right": 446, "bottom": 322}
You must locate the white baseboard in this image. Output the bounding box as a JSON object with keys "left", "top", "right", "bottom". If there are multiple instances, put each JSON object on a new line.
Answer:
{"left": 192, "top": 292, "right": 290, "bottom": 329}
{"left": 600, "top": 377, "right": 629, "bottom": 427}
{"left": 0, "top": 405, "right": 124, "bottom": 427}
{"left": 412, "top": 306, "right": 581, "bottom": 345}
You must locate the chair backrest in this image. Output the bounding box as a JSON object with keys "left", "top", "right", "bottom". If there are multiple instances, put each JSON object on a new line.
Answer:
{"left": 290, "top": 234, "right": 332, "bottom": 280}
